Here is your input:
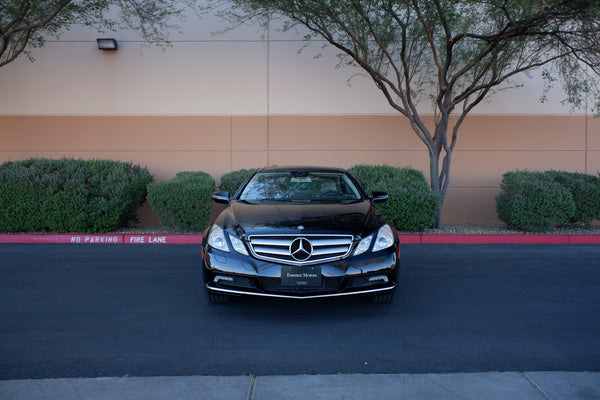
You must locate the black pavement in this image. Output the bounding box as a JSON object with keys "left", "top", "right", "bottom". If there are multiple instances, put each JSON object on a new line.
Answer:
{"left": 1, "top": 243, "right": 599, "bottom": 399}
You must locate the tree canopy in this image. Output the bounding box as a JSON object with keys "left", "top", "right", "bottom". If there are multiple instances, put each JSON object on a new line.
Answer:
{"left": 0, "top": 0, "right": 189, "bottom": 67}
{"left": 209, "top": 0, "right": 600, "bottom": 226}
{"left": 3, "top": 1, "right": 599, "bottom": 227}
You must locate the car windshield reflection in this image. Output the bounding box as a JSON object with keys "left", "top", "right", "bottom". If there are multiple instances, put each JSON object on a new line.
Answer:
{"left": 238, "top": 172, "right": 363, "bottom": 204}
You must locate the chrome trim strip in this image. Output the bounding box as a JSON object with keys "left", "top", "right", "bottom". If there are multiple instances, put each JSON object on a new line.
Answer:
{"left": 311, "top": 246, "right": 349, "bottom": 256}
{"left": 248, "top": 234, "right": 354, "bottom": 239}
{"left": 252, "top": 246, "right": 290, "bottom": 256}
{"left": 205, "top": 283, "right": 395, "bottom": 300}
{"left": 312, "top": 238, "right": 353, "bottom": 246}
{"left": 250, "top": 238, "right": 293, "bottom": 246}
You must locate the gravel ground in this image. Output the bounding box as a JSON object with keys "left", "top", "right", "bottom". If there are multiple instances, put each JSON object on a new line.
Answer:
{"left": 419, "top": 223, "right": 600, "bottom": 235}
{"left": 114, "top": 222, "right": 600, "bottom": 235}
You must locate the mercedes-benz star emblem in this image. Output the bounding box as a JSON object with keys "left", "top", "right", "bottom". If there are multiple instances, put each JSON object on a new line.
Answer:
{"left": 290, "top": 237, "right": 313, "bottom": 261}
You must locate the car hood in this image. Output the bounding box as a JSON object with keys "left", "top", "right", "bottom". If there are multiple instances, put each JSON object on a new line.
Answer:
{"left": 215, "top": 200, "right": 385, "bottom": 237}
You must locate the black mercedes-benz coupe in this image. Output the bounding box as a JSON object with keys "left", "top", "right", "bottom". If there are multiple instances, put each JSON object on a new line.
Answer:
{"left": 202, "top": 166, "right": 399, "bottom": 303}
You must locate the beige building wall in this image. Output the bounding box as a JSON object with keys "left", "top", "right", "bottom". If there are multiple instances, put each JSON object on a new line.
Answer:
{"left": 1, "top": 114, "right": 596, "bottom": 223}
{"left": 0, "top": 5, "right": 597, "bottom": 224}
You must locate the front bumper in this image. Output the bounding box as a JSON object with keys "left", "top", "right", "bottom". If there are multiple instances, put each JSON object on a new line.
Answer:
{"left": 203, "top": 247, "right": 398, "bottom": 300}
{"left": 205, "top": 283, "right": 396, "bottom": 300}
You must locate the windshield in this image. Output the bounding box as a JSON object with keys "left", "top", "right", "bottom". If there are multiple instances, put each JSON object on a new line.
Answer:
{"left": 238, "top": 171, "right": 363, "bottom": 204}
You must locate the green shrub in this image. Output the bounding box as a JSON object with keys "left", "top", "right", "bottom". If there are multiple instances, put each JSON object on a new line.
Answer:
{"left": 348, "top": 164, "right": 439, "bottom": 231}
{"left": 147, "top": 171, "right": 215, "bottom": 231}
{"left": 547, "top": 171, "right": 600, "bottom": 224}
{"left": 348, "top": 164, "right": 430, "bottom": 193}
{"left": 0, "top": 158, "right": 153, "bottom": 233}
{"left": 496, "top": 170, "right": 576, "bottom": 232}
{"left": 376, "top": 184, "right": 441, "bottom": 231}
{"left": 219, "top": 168, "right": 255, "bottom": 195}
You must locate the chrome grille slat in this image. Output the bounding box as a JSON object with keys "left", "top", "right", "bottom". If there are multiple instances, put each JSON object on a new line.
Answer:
{"left": 251, "top": 238, "right": 293, "bottom": 246}
{"left": 247, "top": 234, "right": 354, "bottom": 265}
{"left": 252, "top": 246, "right": 290, "bottom": 256}
{"left": 312, "top": 246, "right": 349, "bottom": 256}
{"left": 312, "top": 238, "right": 352, "bottom": 246}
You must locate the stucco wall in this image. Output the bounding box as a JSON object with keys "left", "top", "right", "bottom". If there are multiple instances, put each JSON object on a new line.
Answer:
{"left": 1, "top": 114, "right": 597, "bottom": 223}
{"left": 0, "top": 4, "right": 597, "bottom": 224}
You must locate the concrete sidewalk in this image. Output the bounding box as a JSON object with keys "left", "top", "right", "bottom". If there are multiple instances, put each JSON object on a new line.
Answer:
{"left": 2, "top": 372, "right": 599, "bottom": 400}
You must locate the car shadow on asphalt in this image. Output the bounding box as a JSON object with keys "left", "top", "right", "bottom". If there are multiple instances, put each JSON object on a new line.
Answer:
{"left": 200, "top": 291, "right": 400, "bottom": 323}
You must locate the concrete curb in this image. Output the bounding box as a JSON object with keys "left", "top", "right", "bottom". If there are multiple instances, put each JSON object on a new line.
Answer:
{"left": 1, "top": 233, "right": 599, "bottom": 245}
{"left": 1, "top": 372, "right": 599, "bottom": 400}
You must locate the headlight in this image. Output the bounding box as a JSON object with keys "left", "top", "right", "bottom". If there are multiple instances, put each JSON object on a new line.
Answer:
{"left": 354, "top": 224, "right": 394, "bottom": 256}
{"left": 207, "top": 225, "right": 229, "bottom": 252}
{"left": 373, "top": 224, "right": 394, "bottom": 252}
{"left": 353, "top": 234, "right": 372, "bottom": 256}
{"left": 207, "top": 225, "right": 249, "bottom": 255}
{"left": 229, "top": 234, "right": 249, "bottom": 255}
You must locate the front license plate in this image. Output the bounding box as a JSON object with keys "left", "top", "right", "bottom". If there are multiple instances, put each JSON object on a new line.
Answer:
{"left": 281, "top": 265, "right": 322, "bottom": 287}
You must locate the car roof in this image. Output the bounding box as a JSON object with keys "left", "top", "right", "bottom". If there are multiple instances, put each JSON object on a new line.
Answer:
{"left": 256, "top": 166, "right": 348, "bottom": 174}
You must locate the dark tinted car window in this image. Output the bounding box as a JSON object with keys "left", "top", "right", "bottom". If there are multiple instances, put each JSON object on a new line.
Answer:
{"left": 239, "top": 172, "right": 362, "bottom": 203}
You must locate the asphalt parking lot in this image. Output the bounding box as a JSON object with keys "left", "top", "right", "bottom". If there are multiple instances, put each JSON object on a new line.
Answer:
{"left": 1, "top": 243, "right": 599, "bottom": 380}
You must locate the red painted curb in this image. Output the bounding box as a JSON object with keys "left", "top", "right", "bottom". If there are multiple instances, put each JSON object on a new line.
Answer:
{"left": 398, "top": 235, "right": 422, "bottom": 244}
{"left": 0, "top": 233, "right": 598, "bottom": 245}
{"left": 399, "top": 234, "right": 599, "bottom": 245}
{"left": 569, "top": 235, "right": 600, "bottom": 245}
{"left": 123, "top": 234, "right": 203, "bottom": 245}
{"left": 0, "top": 234, "right": 123, "bottom": 244}
{"left": 421, "top": 234, "right": 571, "bottom": 244}
{"left": 0, "top": 234, "right": 203, "bottom": 245}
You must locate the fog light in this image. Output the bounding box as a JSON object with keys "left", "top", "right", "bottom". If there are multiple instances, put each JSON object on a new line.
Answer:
{"left": 368, "top": 275, "right": 389, "bottom": 283}
{"left": 214, "top": 275, "right": 234, "bottom": 283}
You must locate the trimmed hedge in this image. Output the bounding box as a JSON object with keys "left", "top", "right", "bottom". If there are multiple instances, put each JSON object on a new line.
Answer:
{"left": 348, "top": 164, "right": 440, "bottom": 232}
{"left": 219, "top": 168, "right": 255, "bottom": 194}
{"left": 496, "top": 170, "right": 600, "bottom": 232}
{"left": 348, "top": 164, "right": 430, "bottom": 192}
{"left": 547, "top": 170, "right": 600, "bottom": 224}
{"left": 0, "top": 158, "right": 153, "bottom": 233}
{"left": 147, "top": 171, "right": 215, "bottom": 231}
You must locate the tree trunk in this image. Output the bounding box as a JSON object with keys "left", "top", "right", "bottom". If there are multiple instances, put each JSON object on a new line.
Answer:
{"left": 429, "top": 115, "right": 451, "bottom": 229}
{"left": 429, "top": 147, "right": 443, "bottom": 229}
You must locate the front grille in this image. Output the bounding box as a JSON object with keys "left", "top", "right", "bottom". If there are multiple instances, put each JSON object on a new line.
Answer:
{"left": 261, "top": 276, "right": 344, "bottom": 294}
{"left": 247, "top": 234, "right": 354, "bottom": 265}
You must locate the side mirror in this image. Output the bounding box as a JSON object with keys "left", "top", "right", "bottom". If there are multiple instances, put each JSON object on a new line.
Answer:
{"left": 371, "top": 191, "right": 388, "bottom": 204}
{"left": 212, "top": 192, "right": 231, "bottom": 204}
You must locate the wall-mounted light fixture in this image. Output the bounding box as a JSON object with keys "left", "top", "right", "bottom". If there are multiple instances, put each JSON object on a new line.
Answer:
{"left": 96, "top": 38, "right": 118, "bottom": 50}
